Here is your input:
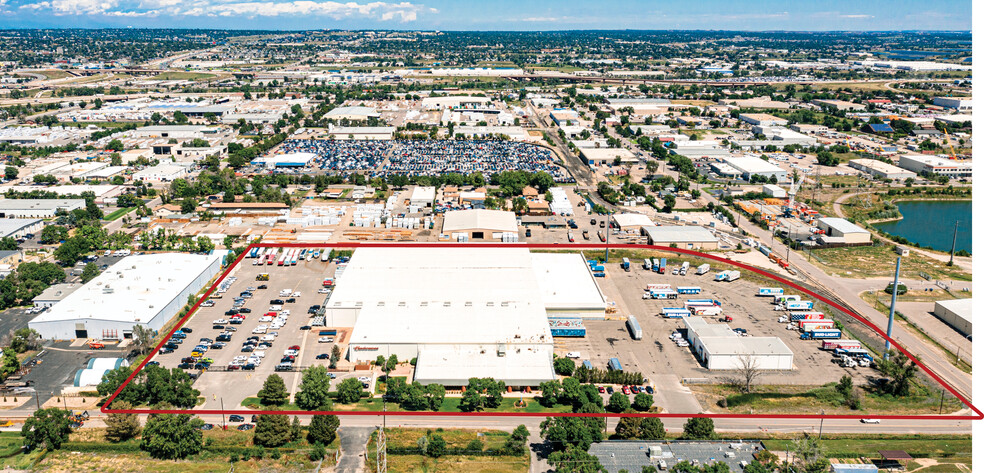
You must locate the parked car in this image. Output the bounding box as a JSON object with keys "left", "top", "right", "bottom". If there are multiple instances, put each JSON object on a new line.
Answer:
{"left": 316, "top": 353, "right": 330, "bottom": 360}
{"left": 229, "top": 415, "right": 244, "bottom": 422}
{"left": 179, "top": 327, "right": 193, "bottom": 333}
{"left": 237, "top": 424, "right": 254, "bottom": 431}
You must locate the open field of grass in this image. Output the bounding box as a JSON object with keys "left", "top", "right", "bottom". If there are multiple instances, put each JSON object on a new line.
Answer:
{"left": 763, "top": 437, "right": 971, "bottom": 467}
{"left": 806, "top": 244, "right": 971, "bottom": 281}
{"left": 151, "top": 71, "right": 216, "bottom": 80}
{"left": 367, "top": 428, "right": 528, "bottom": 473}
{"left": 38, "top": 70, "right": 74, "bottom": 80}
{"left": 105, "top": 207, "right": 136, "bottom": 221}
{"left": 692, "top": 383, "right": 965, "bottom": 416}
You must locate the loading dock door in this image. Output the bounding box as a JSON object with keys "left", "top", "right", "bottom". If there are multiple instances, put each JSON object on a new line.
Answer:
{"left": 471, "top": 231, "right": 484, "bottom": 240}
{"left": 75, "top": 323, "right": 87, "bottom": 339}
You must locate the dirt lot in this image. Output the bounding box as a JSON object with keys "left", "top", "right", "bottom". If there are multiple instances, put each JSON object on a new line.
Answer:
{"left": 556, "top": 257, "right": 881, "bottom": 390}
{"left": 149, "top": 251, "right": 376, "bottom": 411}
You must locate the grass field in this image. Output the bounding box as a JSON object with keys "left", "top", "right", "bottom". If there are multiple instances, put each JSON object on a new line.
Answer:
{"left": 807, "top": 243, "right": 970, "bottom": 281}
{"left": 39, "top": 70, "right": 74, "bottom": 80}
{"left": 367, "top": 428, "right": 528, "bottom": 473}
{"left": 762, "top": 437, "right": 971, "bottom": 468}
{"left": 808, "top": 81, "right": 894, "bottom": 92}
{"left": 151, "top": 71, "right": 216, "bottom": 81}
{"left": 693, "top": 383, "right": 965, "bottom": 416}
{"left": 104, "top": 207, "right": 136, "bottom": 221}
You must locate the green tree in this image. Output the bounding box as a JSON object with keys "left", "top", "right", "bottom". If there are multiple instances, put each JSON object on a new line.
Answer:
{"left": 307, "top": 414, "right": 340, "bottom": 445}
{"left": 257, "top": 374, "right": 289, "bottom": 406}
{"left": 296, "top": 366, "right": 333, "bottom": 410}
{"left": 681, "top": 417, "right": 715, "bottom": 440}
{"left": 877, "top": 351, "right": 919, "bottom": 397}
{"left": 538, "top": 380, "right": 562, "bottom": 407}
{"left": 554, "top": 357, "right": 576, "bottom": 376}
{"left": 386, "top": 354, "right": 398, "bottom": 373}
{"left": 21, "top": 408, "right": 73, "bottom": 451}
{"left": 180, "top": 199, "right": 197, "bottom": 214}
{"left": 140, "top": 414, "right": 204, "bottom": 460}
{"left": 104, "top": 400, "right": 141, "bottom": 442}
{"left": 336, "top": 377, "right": 364, "bottom": 404}
{"left": 606, "top": 392, "right": 630, "bottom": 413}
{"left": 253, "top": 412, "right": 292, "bottom": 447}
{"left": 427, "top": 434, "right": 446, "bottom": 457}
{"left": 3, "top": 166, "right": 17, "bottom": 180}
{"left": 540, "top": 417, "right": 604, "bottom": 451}
{"left": 504, "top": 424, "right": 530, "bottom": 454}
{"left": 80, "top": 262, "right": 99, "bottom": 283}
{"left": 173, "top": 111, "right": 188, "bottom": 124}
{"left": 632, "top": 393, "right": 654, "bottom": 411}
{"left": 547, "top": 447, "right": 606, "bottom": 473}
{"left": 106, "top": 139, "right": 124, "bottom": 152}
{"left": 662, "top": 194, "right": 676, "bottom": 213}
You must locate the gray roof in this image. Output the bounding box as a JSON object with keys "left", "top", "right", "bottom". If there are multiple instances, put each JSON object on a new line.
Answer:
{"left": 588, "top": 440, "right": 766, "bottom": 473}
{"left": 642, "top": 225, "right": 717, "bottom": 243}
{"left": 819, "top": 217, "right": 869, "bottom": 235}
{"left": 0, "top": 218, "right": 41, "bottom": 237}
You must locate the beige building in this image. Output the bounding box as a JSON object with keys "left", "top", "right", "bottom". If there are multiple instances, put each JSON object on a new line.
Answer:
{"left": 442, "top": 209, "right": 518, "bottom": 241}
{"left": 818, "top": 217, "right": 871, "bottom": 244}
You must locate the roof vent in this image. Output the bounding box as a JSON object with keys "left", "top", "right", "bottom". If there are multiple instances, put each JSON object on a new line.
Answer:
{"left": 443, "top": 301, "right": 451, "bottom": 307}
{"left": 464, "top": 301, "right": 472, "bottom": 307}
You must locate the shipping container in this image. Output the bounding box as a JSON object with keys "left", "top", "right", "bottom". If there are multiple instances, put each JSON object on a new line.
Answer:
{"left": 549, "top": 317, "right": 586, "bottom": 337}
{"left": 249, "top": 247, "right": 259, "bottom": 258}
{"left": 800, "top": 329, "right": 841, "bottom": 340}
{"left": 677, "top": 286, "right": 701, "bottom": 295}
{"left": 291, "top": 249, "right": 299, "bottom": 265}
{"left": 608, "top": 358, "right": 623, "bottom": 371}
{"left": 626, "top": 315, "right": 642, "bottom": 340}
{"left": 822, "top": 339, "right": 862, "bottom": 351}
{"left": 790, "top": 311, "right": 825, "bottom": 321}
{"left": 799, "top": 320, "right": 835, "bottom": 330}
{"left": 695, "top": 263, "right": 710, "bottom": 275}
{"left": 650, "top": 290, "right": 678, "bottom": 300}
{"left": 714, "top": 270, "right": 740, "bottom": 282}
{"left": 658, "top": 258, "right": 667, "bottom": 274}
{"left": 690, "top": 305, "right": 723, "bottom": 316}
{"left": 643, "top": 259, "right": 651, "bottom": 270}
{"left": 786, "top": 300, "right": 815, "bottom": 311}
{"left": 661, "top": 308, "right": 690, "bottom": 318}
{"left": 321, "top": 250, "right": 331, "bottom": 262}
{"left": 758, "top": 288, "right": 784, "bottom": 297}
{"left": 680, "top": 261, "right": 690, "bottom": 276}
{"left": 774, "top": 295, "right": 800, "bottom": 305}
{"left": 759, "top": 245, "right": 771, "bottom": 257}
{"left": 684, "top": 299, "right": 721, "bottom": 307}
{"left": 622, "top": 258, "right": 631, "bottom": 271}
{"left": 277, "top": 251, "right": 287, "bottom": 266}
{"left": 647, "top": 283, "right": 673, "bottom": 291}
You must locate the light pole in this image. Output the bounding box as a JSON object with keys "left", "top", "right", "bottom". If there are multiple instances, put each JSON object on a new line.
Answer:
{"left": 818, "top": 409, "right": 825, "bottom": 440}
{"left": 220, "top": 397, "right": 226, "bottom": 430}
{"left": 948, "top": 221, "right": 959, "bottom": 265}
{"left": 884, "top": 257, "right": 901, "bottom": 359}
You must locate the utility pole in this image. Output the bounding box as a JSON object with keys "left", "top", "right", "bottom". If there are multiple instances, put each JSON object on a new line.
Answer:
{"left": 818, "top": 409, "right": 825, "bottom": 440}
{"left": 884, "top": 257, "right": 901, "bottom": 359}
{"left": 604, "top": 212, "right": 611, "bottom": 263}
{"left": 948, "top": 220, "right": 959, "bottom": 265}
{"left": 220, "top": 397, "right": 226, "bottom": 430}
{"left": 939, "top": 389, "right": 946, "bottom": 414}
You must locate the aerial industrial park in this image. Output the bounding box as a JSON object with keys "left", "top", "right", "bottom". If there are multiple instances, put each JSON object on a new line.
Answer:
{"left": 0, "top": 18, "right": 974, "bottom": 473}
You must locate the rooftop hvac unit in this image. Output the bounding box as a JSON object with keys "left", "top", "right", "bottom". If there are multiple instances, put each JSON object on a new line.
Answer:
{"left": 497, "top": 344, "right": 506, "bottom": 357}
{"left": 649, "top": 446, "right": 662, "bottom": 458}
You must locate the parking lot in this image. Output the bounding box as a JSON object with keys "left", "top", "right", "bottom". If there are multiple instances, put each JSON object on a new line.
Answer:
{"left": 149, "top": 248, "right": 377, "bottom": 412}
{"left": 555, "top": 255, "right": 879, "bottom": 391}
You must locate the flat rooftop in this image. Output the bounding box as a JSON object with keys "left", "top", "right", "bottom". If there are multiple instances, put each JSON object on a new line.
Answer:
{"left": 30, "top": 253, "right": 222, "bottom": 325}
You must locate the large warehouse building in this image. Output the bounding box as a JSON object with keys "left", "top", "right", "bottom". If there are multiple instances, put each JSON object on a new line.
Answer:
{"left": 683, "top": 318, "right": 794, "bottom": 370}
{"left": 723, "top": 157, "right": 788, "bottom": 182}
{"left": 325, "top": 247, "right": 606, "bottom": 387}
{"left": 0, "top": 199, "right": 85, "bottom": 218}
{"left": 933, "top": 299, "right": 972, "bottom": 336}
{"left": 29, "top": 253, "right": 224, "bottom": 340}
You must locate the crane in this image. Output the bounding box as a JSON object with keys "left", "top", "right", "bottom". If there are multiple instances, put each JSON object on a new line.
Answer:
{"left": 943, "top": 127, "right": 960, "bottom": 160}
{"left": 787, "top": 171, "right": 807, "bottom": 213}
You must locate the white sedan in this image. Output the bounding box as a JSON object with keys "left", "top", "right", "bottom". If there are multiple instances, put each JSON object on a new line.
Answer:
{"left": 212, "top": 318, "right": 228, "bottom": 324}
{"left": 318, "top": 337, "right": 334, "bottom": 343}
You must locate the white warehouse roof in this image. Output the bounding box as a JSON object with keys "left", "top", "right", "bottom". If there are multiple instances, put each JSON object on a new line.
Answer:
{"left": 613, "top": 213, "right": 655, "bottom": 228}
{"left": 30, "top": 253, "right": 223, "bottom": 326}
{"left": 443, "top": 209, "right": 518, "bottom": 233}
{"left": 723, "top": 156, "right": 786, "bottom": 175}
{"left": 819, "top": 217, "right": 869, "bottom": 235}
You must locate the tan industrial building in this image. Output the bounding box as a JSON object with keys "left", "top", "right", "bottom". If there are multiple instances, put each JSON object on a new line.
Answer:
{"left": 641, "top": 225, "right": 718, "bottom": 249}
{"left": 849, "top": 159, "right": 917, "bottom": 180}
{"left": 613, "top": 213, "right": 656, "bottom": 234}
{"left": 442, "top": 209, "right": 518, "bottom": 241}
{"left": 817, "top": 217, "right": 871, "bottom": 244}
{"left": 933, "top": 299, "right": 972, "bottom": 336}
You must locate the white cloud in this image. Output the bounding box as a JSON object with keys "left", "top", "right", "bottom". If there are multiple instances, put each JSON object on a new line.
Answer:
{"left": 18, "top": 0, "right": 431, "bottom": 21}
{"left": 521, "top": 16, "right": 558, "bottom": 22}
{"left": 840, "top": 14, "right": 873, "bottom": 19}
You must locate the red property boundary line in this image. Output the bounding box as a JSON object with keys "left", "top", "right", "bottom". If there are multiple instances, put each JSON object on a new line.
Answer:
{"left": 103, "top": 242, "right": 982, "bottom": 421}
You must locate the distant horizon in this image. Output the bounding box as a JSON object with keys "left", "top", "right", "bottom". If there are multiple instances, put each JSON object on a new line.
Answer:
{"left": 0, "top": 0, "right": 971, "bottom": 31}
{"left": 0, "top": 27, "right": 974, "bottom": 33}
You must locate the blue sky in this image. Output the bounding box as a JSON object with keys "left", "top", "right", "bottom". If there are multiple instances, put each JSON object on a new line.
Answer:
{"left": 1, "top": 0, "right": 972, "bottom": 30}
